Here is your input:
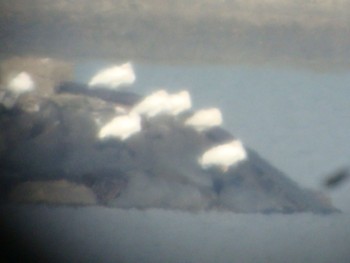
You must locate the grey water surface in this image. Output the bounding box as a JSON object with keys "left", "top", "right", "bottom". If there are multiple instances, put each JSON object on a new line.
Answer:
{"left": 2, "top": 205, "right": 350, "bottom": 263}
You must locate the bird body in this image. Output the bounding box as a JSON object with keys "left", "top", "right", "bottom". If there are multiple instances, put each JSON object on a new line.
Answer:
{"left": 88, "top": 62, "right": 135, "bottom": 89}
{"left": 131, "top": 90, "right": 170, "bottom": 118}
{"left": 185, "top": 108, "right": 223, "bottom": 131}
{"left": 199, "top": 140, "right": 247, "bottom": 172}
{"left": 131, "top": 89, "right": 192, "bottom": 118}
{"left": 98, "top": 113, "right": 141, "bottom": 141}
{"left": 7, "top": 72, "right": 35, "bottom": 96}
{"left": 167, "top": 90, "right": 192, "bottom": 115}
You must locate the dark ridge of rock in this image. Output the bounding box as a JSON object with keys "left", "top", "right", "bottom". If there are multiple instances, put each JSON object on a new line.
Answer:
{"left": 56, "top": 81, "right": 142, "bottom": 106}
{"left": 203, "top": 127, "right": 235, "bottom": 144}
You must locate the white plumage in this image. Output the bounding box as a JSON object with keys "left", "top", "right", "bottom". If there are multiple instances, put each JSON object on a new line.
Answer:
{"left": 167, "top": 90, "right": 192, "bottom": 115}
{"left": 88, "top": 62, "right": 135, "bottom": 89}
{"left": 131, "top": 90, "right": 170, "bottom": 118}
{"left": 114, "top": 105, "right": 128, "bottom": 114}
{"left": 131, "top": 89, "right": 192, "bottom": 118}
{"left": 198, "top": 140, "right": 247, "bottom": 172}
{"left": 184, "top": 108, "right": 223, "bottom": 131}
{"left": 98, "top": 113, "right": 141, "bottom": 141}
{"left": 7, "top": 72, "right": 35, "bottom": 96}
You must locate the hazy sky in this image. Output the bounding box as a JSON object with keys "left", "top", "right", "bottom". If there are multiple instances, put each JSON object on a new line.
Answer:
{"left": 2, "top": 0, "right": 350, "bottom": 68}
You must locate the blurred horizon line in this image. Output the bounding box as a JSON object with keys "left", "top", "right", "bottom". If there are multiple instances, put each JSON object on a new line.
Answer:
{"left": 1, "top": 0, "right": 350, "bottom": 70}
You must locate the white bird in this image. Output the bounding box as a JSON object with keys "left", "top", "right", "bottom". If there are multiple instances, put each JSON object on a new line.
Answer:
{"left": 198, "top": 140, "right": 247, "bottom": 172}
{"left": 88, "top": 62, "right": 135, "bottom": 89}
{"left": 131, "top": 90, "right": 170, "bottom": 118}
{"left": 167, "top": 90, "right": 192, "bottom": 116}
{"left": 114, "top": 105, "right": 129, "bottom": 114}
{"left": 98, "top": 113, "right": 141, "bottom": 141}
{"left": 7, "top": 72, "right": 35, "bottom": 96}
{"left": 184, "top": 108, "right": 223, "bottom": 132}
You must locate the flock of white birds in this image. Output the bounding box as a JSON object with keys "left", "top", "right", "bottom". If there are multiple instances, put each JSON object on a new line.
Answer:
{"left": 89, "top": 62, "right": 248, "bottom": 172}
{"left": 4, "top": 62, "right": 248, "bottom": 173}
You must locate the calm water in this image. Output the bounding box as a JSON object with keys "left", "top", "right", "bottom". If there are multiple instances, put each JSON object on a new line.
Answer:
{"left": 2, "top": 205, "right": 350, "bottom": 263}
{"left": 76, "top": 62, "right": 350, "bottom": 212}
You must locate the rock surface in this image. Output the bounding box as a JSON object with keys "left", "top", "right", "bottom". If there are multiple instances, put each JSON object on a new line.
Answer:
{"left": 0, "top": 57, "right": 337, "bottom": 213}
{"left": 9, "top": 179, "right": 97, "bottom": 205}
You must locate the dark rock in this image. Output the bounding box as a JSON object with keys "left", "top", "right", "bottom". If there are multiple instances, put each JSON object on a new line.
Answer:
{"left": 0, "top": 99, "right": 67, "bottom": 179}
{"left": 57, "top": 81, "right": 142, "bottom": 106}
{"left": 203, "top": 127, "right": 235, "bottom": 144}
{"left": 216, "top": 149, "right": 337, "bottom": 213}
{"left": 82, "top": 171, "right": 128, "bottom": 204}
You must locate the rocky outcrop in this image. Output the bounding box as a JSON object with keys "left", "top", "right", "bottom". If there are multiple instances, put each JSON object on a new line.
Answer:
{"left": 0, "top": 56, "right": 337, "bottom": 213}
